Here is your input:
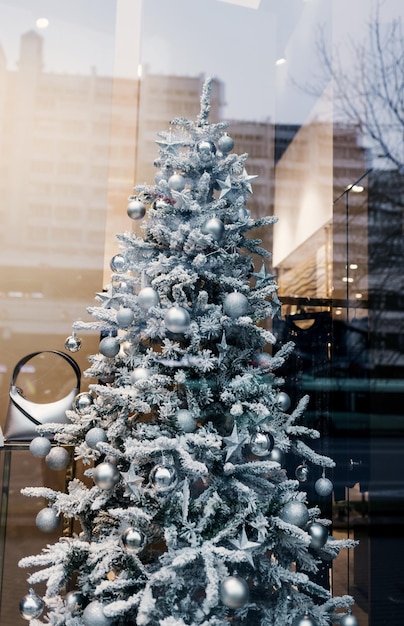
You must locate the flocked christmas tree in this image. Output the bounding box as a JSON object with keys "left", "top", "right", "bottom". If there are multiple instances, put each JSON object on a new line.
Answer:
{"left": 19, "top": 79, "right": 358, "bottom": 626}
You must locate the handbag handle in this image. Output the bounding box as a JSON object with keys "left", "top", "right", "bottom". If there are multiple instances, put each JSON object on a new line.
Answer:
{"left": 10, "top": 350, "right": 81, "bottom": 390}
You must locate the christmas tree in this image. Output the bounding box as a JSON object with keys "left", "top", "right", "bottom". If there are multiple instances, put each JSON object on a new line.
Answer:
{"left": 19, "top": 79, "right": 357, "bottom": 626}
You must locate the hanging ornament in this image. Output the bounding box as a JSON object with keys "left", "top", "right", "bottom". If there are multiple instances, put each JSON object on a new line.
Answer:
{"left": 223, "top": 292, "right": 249, "bottom": 318}
{"left": 130, "top": 367, "right": 152, "bottom": 383}
{"left": 229, "top": 527, "right": 260, "bottom": 567}
{"left": 120, "top": 526, "right": 146, "bottom": 553}
{"left": 93, "top": 461, "right": 120, "bottom": 490}
{"left": 315, "top": 475, "right": 334, "bottom": 497}
{"left": 99, "top": 336, "right": 120, "bottom": 358}
{"left": 291, "top": 616, "right": 317, "bottom": 626}
{"left": 116, "top": 307, "right": 135, "bottom": 328}
{"left": 276, "top": 391, "right": 291, "bottom": 412}
{"left": 150, "top": 463, "right": 177, "bottom": 492}
{"left": 164, "top": 306, "right": 191, "bottom": 334}
{"left": 280, "top": 501, "right": 309, "bottom": 528}
{"left": 110, "top": 253, "right": 127, "bottom": 273}
{"left": 64, "top": 333, "right": 82, "bottom": 353}
{"left": 196, "top": 140, "right": 216, "bottom": 163}
{"left": 201, "top": 217, "right": 225, "bottom": 241}
{"left": 65, "top": 590, "right": 86, "bottom": 615}
{"left": 19, "top": 589, "right": 44, "bottom": 620}
{"left": 82, "top": 600, "right": 113, "bottom": 626}
{"left": 45, "top": 446, "right": 70, "bottom": 471}
{"left": 36, "top": 507, "right": 60, "bottom": 533}
{"left": 176, "top": 408, "right": 198, "bottom": 433}
{"left": 218, "top": 133, "right": 234, "bottom": 154}
{"left": 252, "top": 352, "right": 272, "bottom": 368}
{"left": 219, "top": 575, "right": 249, "bottom": 609}
{"left": 268, "top": 447, "right": 285, "bottom": 466}
{"left": 340, "top": 612, "right": 359, "bottom": 626}
{"left": 250, "top": 431, "right": 274, "bottom": 457}
{"left": 85, "top": 427, "right": 108, "bottom": 449}
{"left": 295, "top": 463, "right": 310, "bottom": 482}
{"left": 29, "top": 436, "right": 52, "bottom": 458}
{"left": 307, "top": 522, "right": 328, "bottom": 549}
{"left": 138, "top": 286, "right": 160, "bottom": 310}
{"left": 127, "top": 198, "right": 146, "bottom": 220}
{"left": 238, "top": 206, "right": 250, "bottom": 220}
{"left": 168, "top": 173, "right": 186, "bottom": 191}
{"left": 73, "top": 391, "right": 94, "bottom": 414}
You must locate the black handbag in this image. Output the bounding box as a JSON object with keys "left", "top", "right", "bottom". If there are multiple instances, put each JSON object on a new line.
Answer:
{"left": 3, "top": 351, "right": 81, "bottom": 442}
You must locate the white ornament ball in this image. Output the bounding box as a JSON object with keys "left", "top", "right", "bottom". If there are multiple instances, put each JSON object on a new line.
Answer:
{"left": 93, "top": 462, "right": 120, "bottom": 490}
{"left": 164, "top": 306, "right": 190, "bottom": 334}
{"left": 223, "top": 292, "right": 249, "bottom": 318}
{"left": 280, "top": 501, "right": 309, "bottom": 528}
{"left": 19, "top": 590, "right": 44, "bottom": 620}
{"left": 340, "top": 614, "right": 359, "bottom": 626}
{"left": 121, "top": 527, "right": 145, "bottom": 553}
{"left": 116, "top": 307, "right": 135, "bottom": 328}
{"left": 138, "top": 286, "right": 159, "bottom": 309}
{"left": 176, "top": 409, "right": 198, "bottom": 433}
{"left": 110, "top": 253, "right": 127, "bottom": 273}
{"left": 307, "top": 522, "right": 329, "bottom": 549}
{"left": 201, "top": 217, "right": 225, "bottom": 241}
{"left": 276, "top": 391, "right": 291, "bottom": 412}
{"left": 29, "top": 436, "right": 52, "bottom": 458}
{"left": 46, "top": 446, "right": 70, "bottom": 471}
{"left": 64, "top": 334, "right": 82, "bottom": 352}
{"left": 127, "top": 198, "right": 146, "bottom": 220}
{"left": 295, "top": 464, "right": 310, "bottom": 482}
{"left": 315, "top": 476, "right": 334, "bottom": 497}
{"left": 150, "top": 464, "right": 177, "bottom": 491}
{"left": 130, "top": 367, "right": 152, "bottom": 383}
{"left": 250, "top": 432, "right": 274, "bottom": 457}
{"left": 291, "top": 616, "right": 317, "bottom": 626}
{"left": 99, "top": 336, "right": 120, "bottom": 358}
{"left": 85, "top": 427, "right": 108, "bottom": 449}
{"left": 65, "top": 590, "right": 86, "bottom": 614}
{"left": 168, "top": 173, "right": 186, "bottom": 191}
{"left": 83, "top": 600, "right": 113, "bottom": 626}
{"left": 219, "top": 575, "right": 249, "bottom": 609}
{"left": 218, "top": 133, "right": 234, "bottom": 153}
{"left": 73, "top": 392, "right": 94, "bottom": 414}
{"left": 36, "top": 507, "right": 60, "bottom": 533}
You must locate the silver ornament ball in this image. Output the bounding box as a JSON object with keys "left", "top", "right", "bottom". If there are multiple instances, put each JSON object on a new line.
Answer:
{"left": 196, "top": 140, "right": 216, "bottom": 162}
{"left": 29, "top": 436, "right": 52, "bottom": 458}
{"left": 280, "top": 501, "right": 309, "bottom": 528}
{"left": 276, "top": 391, "right": 291, "bottom": 412}
{"left": 65, "top": 590, "right": 86, "bottom": 614}
{"left": 116, "top": 307, "right": 135, "bottom": 328}
{"left": 340, "top": 613, "right": 359, "bottom": 626}
{"left": 85, "top": 427, "right": 108, "bottom": 449}
{"left": 315, "top": 476, "right": 334, "bottom": 497}
{"left": 295, "top": 464, "right": 310, "bottom": 482}
{"left": 201, "top": 217, "right": 225, "bottom": 241}
{"left": 219, "top": 575, "right": 249, "bottom": 609}
{"left": 36, "top": 507, "right": 60, "bottom": 533}
{"left": 93, "top": 462, "right": 120, "bottom": 490}
{"left": 250, "top": 432, "right": 274, "bottom": 457}
{"left": 176, "top": 409, "right": 198, "bottom": 433}
{"left": 64, "top": 334, "right": 81, "bottom": 352}
{"left": 291, "top": 616, "right": 317, "bottom": 626}
{"left": 223, "top": 292, "right": 249, "bottom": 318}
{"left": 82, "top": 600, "right": 113, "bottom": 626}
{"left": 268, "top": 447, "right": 285, "bottom": 466}
{"left": 110, "top": 253, "right": 127, "bottom": 273}
{"left": 150, "top": 464, "right": 177, "bottom": 492}
{"left": 127, "top": 198, "right": 146, "bottom": 220}
{"left": 46, "top": 446, "right": 70, "bottom": 471}
{"left": 218, "top": 133, "right": 234, "bottom": 153}
{"left": 121, "top": 527, "right": 145, "bottom": 553}
{"left": 19, "top": 590, "right": 44, "bottom": 620}
{"left": 307, "top": 522, "right": 329, "bottom": 549}
{"left": 168, "top": 173, "right": 186, "bottom": 191}
{"left": 99, "top": 336, "right": 120, "bottom": 358}
{"left": 73, "top": 392, "right": 94, "bottom": 414}
{"left": 164, "top": 306, "right": 191, "bottom": 334}
{"left": 130, "top": 367, "right": 152, "bottom": 383}
{"left": 138, "top": 286, "right": 159, "bottom": 309}
{"left": 238, "top": 206, "right": 250, "bottom": 220}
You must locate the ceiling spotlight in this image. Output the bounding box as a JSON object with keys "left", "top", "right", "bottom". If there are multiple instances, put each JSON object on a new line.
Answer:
{"left": 349, "top": 263, "right": 358, "bottom": 270}
{"left": 342, "top": 277, "right": 354, "bottom": 283}
{"left": 36, "top": 17, "right": 49, "bottom": 29}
